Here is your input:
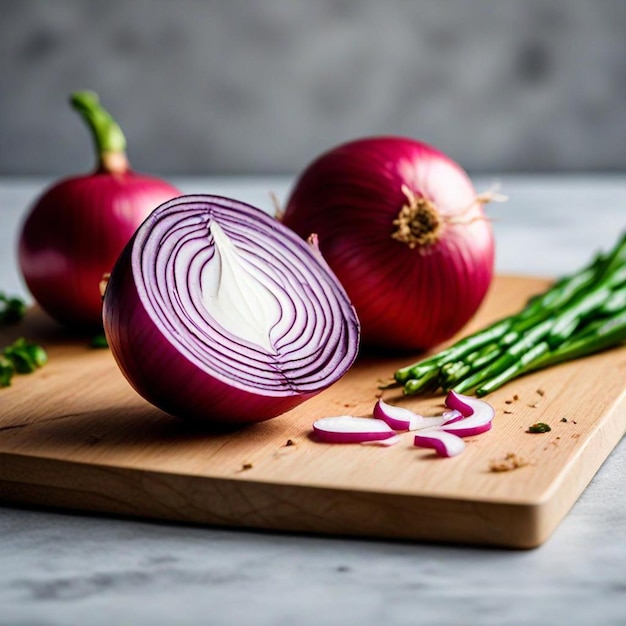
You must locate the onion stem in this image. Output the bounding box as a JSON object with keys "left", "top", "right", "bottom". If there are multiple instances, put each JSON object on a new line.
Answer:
{"left": 70, "top": 90, "right": 128, "bottom": 173}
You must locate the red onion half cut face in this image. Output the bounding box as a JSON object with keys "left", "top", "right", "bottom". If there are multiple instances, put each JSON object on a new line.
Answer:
{"left": 103, "top": 195, "right": 360, "bottom": 426}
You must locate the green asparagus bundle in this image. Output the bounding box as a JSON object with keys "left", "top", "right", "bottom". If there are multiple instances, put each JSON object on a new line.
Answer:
{"left": 394, "top": 231, "right": 626, "bottom": 397}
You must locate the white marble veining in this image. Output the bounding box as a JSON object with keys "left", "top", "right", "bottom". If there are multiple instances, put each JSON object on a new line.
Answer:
{"left": 0, "top": 176, "right": 625, "bottom": 626}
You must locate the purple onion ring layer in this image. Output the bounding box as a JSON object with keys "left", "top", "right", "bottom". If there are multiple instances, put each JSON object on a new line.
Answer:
{"left": 103, "top": 195, "right": 360, "bottom": 425}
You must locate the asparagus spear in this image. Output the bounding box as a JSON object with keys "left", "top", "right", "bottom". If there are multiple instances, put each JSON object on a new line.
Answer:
{"left": 395, "top": 231, "right": 626, "bottom": 396}
{"left": 475, "top": 311, "right": 626, "bottom": 396}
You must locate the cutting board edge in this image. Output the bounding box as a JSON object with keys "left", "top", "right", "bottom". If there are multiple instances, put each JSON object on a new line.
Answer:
{"left": 0, "top": 447, "right": 603, "bottom": 550}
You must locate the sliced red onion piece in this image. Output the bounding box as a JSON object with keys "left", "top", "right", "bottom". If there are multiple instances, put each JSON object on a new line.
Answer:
{"left": 103, "top": 195, "right": 360, "bottom": 425}
{"left": 373, "top": 399, "right": 421, "bottom": 430}
{"left": 373, "top": 398, "right": 461, "bottom": 431}
{"left": 445, "top": 390, "right": 475, "bottom": 416}
{"left": 312, "top": 416, "right": 397, "bottom": 443}
{"left": 442, "top": 392, "right": 495, "bottom": 437}
{"left": 415, "top": 393, "right": 494, "bottom": 456}
{"left": 360, "top": 435, "right": 402, "bottom": 447}
{"left": 443, "top": 419, "right": 493, "bottom": 438}
{"left": 442, "top": 409, "right": 464, "bottom": 424}
{"left": 414, "top": 430, "right": 466, "bottom": 457}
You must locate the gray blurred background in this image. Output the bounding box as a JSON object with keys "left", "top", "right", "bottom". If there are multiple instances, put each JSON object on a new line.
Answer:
{"left": 1, "top": 0, "right": 625, "bottom": 176}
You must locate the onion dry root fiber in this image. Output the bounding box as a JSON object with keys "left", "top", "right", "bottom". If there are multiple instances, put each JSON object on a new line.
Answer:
{"left": 103, "top": 195, "right": 360, "bottom": 426}
{"left": 282, "top": 136, "right": 497, "bottom": 351}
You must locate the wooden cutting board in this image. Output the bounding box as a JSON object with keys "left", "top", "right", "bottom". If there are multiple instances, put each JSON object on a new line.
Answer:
{"left": 0, "top": 276, "right": 624, "bottom": 549}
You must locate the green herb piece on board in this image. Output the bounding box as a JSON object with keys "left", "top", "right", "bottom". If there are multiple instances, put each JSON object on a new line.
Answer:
{"left": 0, "top": 292, "right": 26, "bottom": 325}
{"left": 0, "top": 355, "right": 14, "bottom": 387}
{"left": 90, "top": 333, "right": 109, "bottom": 349}
{"left": 3, "top": 337, "right": 48, "bottom": 374}
{"left": 527, "top": 422, "right": 552, "bottom": 434}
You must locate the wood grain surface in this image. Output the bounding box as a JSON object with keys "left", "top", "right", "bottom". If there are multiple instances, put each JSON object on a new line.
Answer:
{"left": 1, "top": 276, "right": 624, "bottom": 548}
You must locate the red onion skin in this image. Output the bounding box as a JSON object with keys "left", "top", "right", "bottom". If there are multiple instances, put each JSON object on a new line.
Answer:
{"left": 103, "top": 239, "right": 316, "bottom": 425}
{"left": 282, "top": 136, "right": 495, "bottom": 351}
{"left": 18, "top": 172, "right": 180, "bottom": 329}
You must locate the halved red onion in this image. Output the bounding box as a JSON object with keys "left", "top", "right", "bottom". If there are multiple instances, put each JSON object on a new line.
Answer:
{"left": 102, "top": 195, "right": 360, "bottom": 425}
{"left": 312, "top": 416, "right": 397, "bottom": 443}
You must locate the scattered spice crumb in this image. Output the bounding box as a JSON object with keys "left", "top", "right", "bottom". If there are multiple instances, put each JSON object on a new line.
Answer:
{"left": 240, "top": 462, "right": 253, "bottom": 471}
{"left": 572, "top": 421, "right": 577, "bottom": 425}
{"left": 528, "top": 403, "right": 539, "bottom": 408}
{"left": 536, "top": 388, "right": 545, "bottom": 397}
{"left": 505, "top": 400, "right": 512, "bottom": 405}
{"left": 561, "top": 417, "right": 568, "bottom": 423}
{"left": 489, "top": 452, "right": 530, "bottom": 472}
{"left": 572, "top": 434, "right": 581, "bottom": 439}
{"left": 513, "top": 394, "right": 519, "bottom": 401}
{"left": 503, "top": 410, "right": 513, "bottom": 414}
{"left": 285, "top": 439, "right": 295, "bottom": 447}
{"left": 528, "top": 422, "right": 551, "bottom": 433}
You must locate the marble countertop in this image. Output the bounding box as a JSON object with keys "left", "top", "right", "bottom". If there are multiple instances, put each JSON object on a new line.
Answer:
{"left": 0, "top": 175, "right": 625, "bottom": 626}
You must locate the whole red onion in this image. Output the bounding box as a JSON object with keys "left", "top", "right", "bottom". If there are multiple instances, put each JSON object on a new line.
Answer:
{"left": 282, "top": 136, "right": 496, "bottom": 351}
{"left": 18, "top": 91, "right": 180, "bottom": 329}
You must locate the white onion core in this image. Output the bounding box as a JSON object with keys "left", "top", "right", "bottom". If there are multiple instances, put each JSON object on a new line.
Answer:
{"left": 200, "top": 220, "right": 281, "bottom": 352}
